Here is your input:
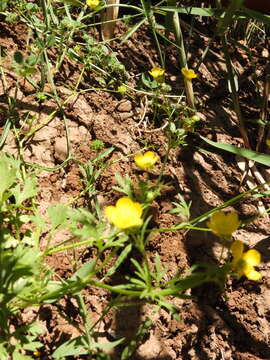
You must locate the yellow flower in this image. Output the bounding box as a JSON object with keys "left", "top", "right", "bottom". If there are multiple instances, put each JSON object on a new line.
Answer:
{"left": 207, "top": 211, "right": 240, "bottom": 240}
{"left": 105, "top": 197, "right": 143, "bottom": 229}
{"left": 149, "top": 67, "right": 165, "bottom": 80}
{"left": 230, "top": 240, "right": 262, "bottom": 281}
{"left": 86, "top": 0, "right": 99, "bottom": 9}
{"left": 266, "top": 139, "right": 270, "bottom": 148}
{"left": 181, "top": 67, "right": 197, "bottom": 81}
{"left": 134, "top": 151, "right": 159, "bottom": 170}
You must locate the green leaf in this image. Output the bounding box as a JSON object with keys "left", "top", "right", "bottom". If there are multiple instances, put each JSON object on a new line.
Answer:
{"left": 242, "top": 8, "right": 270, "bottom": 27}
{"left": 14, "top": 51, "right": 24, "bottom": 64}
{"left": 155, "top": 6, "right": 224, "bottom": 17}
{"left": 252, "top": 190, "right": 270, "bottom": 198}
{"left": 0, "top": 120, "right": 11, "bottom": 148}
{"left": 92, "top": 146, "right": 114, "bottom": 163}
{"left": 155, "top": 6, "right": 270, "bottom": 26}
{"left": 52, "top": 336, "right": 88, "bottom": 358}
{"left": 94, "top": 337, "right": 124, "bottom": 349}
{"left": 13, "top": 351, "right": 32, "bottom": 360}
{"left": 23, "top": 341, "right": 42, "bottom": 351}
{"left": 21, "top": 68, "right": 37, "bottom": 77}
{"left": 13, "top": 177, "right": 38, "bottom": 205}
{"left": 67, "top": 208, "right": 102, "bottom": 240}
{"left": 0, "top": 345, "right": 8, "bottom": 360}
{"left": 120, "top": 18, "right": 146, "bottom": 44}
{"left": 113, "top": 173, "right": 133, "bottom": 196}
{"left": 154, "top": 253, "right": 167, "bottom": 284}
{"left": 0, "top": 0, "right": 8, "bottom": 11}
{"left": 31, "top": 211, "right": 46, "bottom": 231}
{"left": 26, "top": 55, "right": 38, "bottom": 66}
{"left": 15, "top": 246, "right": 39, "bottom": 268}
{"left": 27, "top": 322, "right": 44, "bottom": 336}
{"left": 46, "top": 34, "right": 56, "bottom": 47}
{"left": 0, "top": 155, "right": 17, "bottom": 199}
{"left": 200, "top": 135, "right": 270, "bottom": 166}
{"left": 103, "top": 243, "right": 132, "bottom": 278}
{"left": 141, "top": 72, "right": 157, "bottom": 89}
{"left": 70, "top": 260, "right": 96, "bottom": 281}
{"left": 48, "top": 204, "right": 68, "bottom": 229}
{"left": 52, "top": 335, "right": 124, "bottom": 359}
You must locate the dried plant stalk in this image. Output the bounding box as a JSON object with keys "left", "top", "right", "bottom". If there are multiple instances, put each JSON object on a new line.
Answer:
{"left": 101, "top": 0, "right": 120, "bottom": 40}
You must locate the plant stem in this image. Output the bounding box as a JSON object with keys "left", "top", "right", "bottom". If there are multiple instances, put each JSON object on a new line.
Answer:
{"left": 76, "top": 293, "right": 94, "bottom": 352}
{"left": 171, "top": 7, "right": 195, "bottom": 109}
{"left": 141, "top": 0, "right": 164, "bottom": 68}
{"left": 221, "top": 35, "right": 250, "bottom": 149}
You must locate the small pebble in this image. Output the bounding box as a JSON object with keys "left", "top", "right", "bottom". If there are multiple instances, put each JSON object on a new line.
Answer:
{"left": 117, "top": 100, "right": 132, "bottom": 112}
{"left": 119, "top": 112, "right": 133, "bottom": 121}
{"left": 54, "top": 137, "right": 68, "bottom": 162}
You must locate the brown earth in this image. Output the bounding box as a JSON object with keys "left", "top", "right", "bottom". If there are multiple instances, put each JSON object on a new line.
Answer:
{"left": 0, "top": 10, "right": 270, "bottom": 360}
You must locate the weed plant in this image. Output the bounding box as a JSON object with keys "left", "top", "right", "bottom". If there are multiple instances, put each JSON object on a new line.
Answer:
{"left": 0, "top": 0, "right": 269, "bottom": 358}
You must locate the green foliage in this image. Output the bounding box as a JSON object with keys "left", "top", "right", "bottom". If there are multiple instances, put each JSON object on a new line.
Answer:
{"left": 52, "top": 335, "right": 123, "bottom": 359}
{"left": 90, "top": 139, "right": 105, "bottom": 151}
{"left": 113, "top": 173, "right": 134, "bottom": 198}
{"left": 169, "top": 194, "right": 192, "bottom": 220}
{"left": 182, "top": 114, "right": 200, "bottom": 132}
{"left": 200, "top": 135, "right": 270, "bottom": 167}
{"left": 0, "top": 154, "right": 45, "bottom": 357}
{"left": 167, "top": 122, "right": 187, "bottom": 148}
{"left": 13, "top": 52, "right": 38, "bottom": 77}
{"left": 78, "top": 33, "right": 127, "bottom": 86}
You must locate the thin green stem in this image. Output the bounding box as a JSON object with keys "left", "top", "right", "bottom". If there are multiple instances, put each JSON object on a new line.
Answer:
{"left": 172, "top": 9, "right": 187, "bottom": 68}
{"left": 221, "top": 35, "right": 250, "bottom": 148}
{"left": 76, "top": 293, "right": 94, "bottom": 352}
{"left": 153, "top": 183, "right": 262, "bottom": 233}
{"left": 157, "top": 141, "right": 171, "bottom": 184}
{"left": 90, "top": 280, "right": 143, "bottom": 296}
{"left": 141, "top": 0, "right": 164, "bottom": 67}
{"left": 44, "top": 232, "right": 119, "bottom": 255}
{"left": 39, "top": 0, "right": 49, "bottom": 30}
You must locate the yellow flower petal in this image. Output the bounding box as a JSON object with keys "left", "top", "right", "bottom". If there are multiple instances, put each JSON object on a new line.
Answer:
{"left": 105, "top": 197, "right": 143, "bottom": 229}
{"left": 242, "top": 249, "right": 261, "bottom": 266}
{"left": 244, "top": 268, "right": 262, "bottom": 281}
{"left": 105, "top": 205, "right": 118, "bottom": 225}
{"left": 116, "top": 197, "right": 143, "bottom": 218}
{"left": 225, "top": 212, "right": 240, "bottom": 233}
{"left": 181, "top": 68, "right": 197, "bottom": 80}
{"left": 149, "top": 67, "right": 165, "bottom": 80}
{"left": 207, "top": 211, "right": 226, "bottom": 234}
{"left": 207, "top": 211, "right": 240, "bottom": 238}
{"left": 134, "top": 151, "right": 159, "bottom": 170}
{"left": 230, "top": 240, "right": 244, "bottom": 262}
{"left": 86, "top": 0, "right": 99, "bottom": 9}
{"left": 230, "top": 242, "right": 262, "bottom": 281}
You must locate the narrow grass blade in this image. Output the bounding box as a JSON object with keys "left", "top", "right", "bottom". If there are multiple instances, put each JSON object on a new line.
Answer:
{"left": 155, "top": 6, "right": 223, "bottom": 17}
{"left": 0, "top": 120, "right": 11, "bottom": 149}
{"left": 242, "top": 8, "right": 270, "bottom": 26}
{"left": 200, "top": 135, "right": 270, "bottom": 166}
{"left": 121, "top": 18, "right": 145, "bottom": 44}
{"left": 102, "top": 243, "right": 132, "bottom": 279}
